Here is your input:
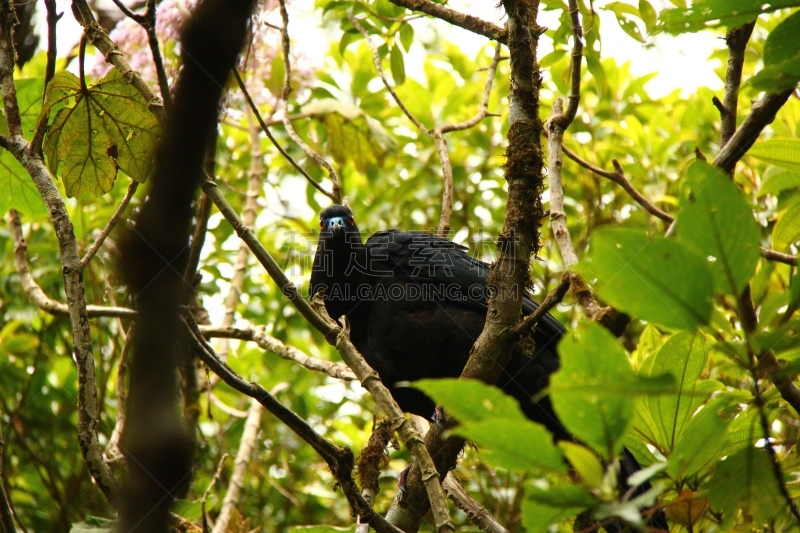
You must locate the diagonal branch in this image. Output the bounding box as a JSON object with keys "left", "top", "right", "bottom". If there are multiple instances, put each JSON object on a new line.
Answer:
{"left": 232, "top": 68, "right": 335, "bottom": 202}
{"left": 184, "top": 316, "right": 404, "bottom": 533}
{"left": 385, "top": 0, "right": 507, "bottom": 44}
{"left": 8, "top": 210, "right": 136, "bottom": 319}
{"left": 82, "top": 181, "right": 139, "bottom": 267}
{"left": 277, "top": 0, "right": 341, "bottom": 202}
{"left": 199, "top": 324, "right": 356, "bottom": 381}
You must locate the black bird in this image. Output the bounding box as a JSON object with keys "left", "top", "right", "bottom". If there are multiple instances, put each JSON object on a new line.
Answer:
{"left": 310, "top": 205, "right": 667, "bottom": 530}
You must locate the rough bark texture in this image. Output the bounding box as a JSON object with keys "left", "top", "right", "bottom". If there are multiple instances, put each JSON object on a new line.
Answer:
{"left": 391, "top": 0, "right": 545, "bottom": 529}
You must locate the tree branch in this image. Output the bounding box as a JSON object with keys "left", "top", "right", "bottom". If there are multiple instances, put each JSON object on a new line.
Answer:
{"left": 183, "top": 316, "right": 404, "bottom": 533}
{"left": 231, "top": 68, "right": 336, "bottom": 202}
{"left": 278, "top": 0, "right": 341, "bottom": 202}
{"left": 718, "top": 22, "right": 755, "bottom": 147}
{"left": 71, "top": 0, "right": 166, "bottom": 123}
{"left": 713, "top": 89, "right": 793, "bottom": 174}
{"left": 307, "top": 304, "right": 454, "bottom": 533}
{"left": 199, "top": 324, "right": 356, "bottom": 381}
{"left": 434, "top": 43, "right": 503, "bottom": 236}
{"left": 81, "top": 181, "right": 139, "bottom": 267}
{"left": 8, "top": 210, "right": 136, "bottom": 319}
{"left": 211, "top": 399, "right": 262, "bottom": 533}
{"left": 385, "top": 0, "right": 507, "bottom": 44}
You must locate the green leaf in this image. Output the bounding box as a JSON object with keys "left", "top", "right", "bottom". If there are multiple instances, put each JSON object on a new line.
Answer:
{"left": 390, "top": 44, "right": 406, "bottom": 85}
{"left": 749, "top": 137, "right": 800, "bottom": 173}
{"left": 398, "top": 23, "right": 414, "bottom": 52}
{"left": 674, "top": 161, "right": 761, "bottom": 296}
{"left": 412, "top": 378, "right": 527, "bottom": 423}
{"left": 559, "top": 442, "right": 605, "bottom": 488}
{"left": 659, "top": 0, "right": 800, "bottom": 34}
{"left": 42, "top": 70, "right": 161, "bottom": 197}
{"left": 773, "top": 195, "right": 800, "bottom": 249}
{"left": 523, "top": 487, "right": 596, "bottom": 533}
{"left": 666, "top": 397, "right": 733, "bottom": 478}
{"left": 455, "top": 418, "right": 568, "bottom": 473}
{"left": 638, "top": 0, "right": 657, "bottom": 32}
{"left": 266, "top": 52, "right": 286, "bottom": 97}
{"left": 302, "top": 98, "right": 396, "bottom": 173}
{"left": 751, "top": 10, "right": 800, "bottom": 91}
{"left": 414, "top": 379, "right": 566, "bottom": 472}
{"left": 757, "top": 170, "right": 800, "bottom": 197}
{"left": 0, "top": 153, "right": 48, "bottom": 217}
{"left": 708, "top": 446, "right": 785, "bottom": 526}
{"left": 580, "top": 227, "right": 714, "bottom": 330}
{"left": 551, "top": 322, "right": 636, "bottom": 458}
{"left": 647, "top": 331, "right": 708, "bottom": 451}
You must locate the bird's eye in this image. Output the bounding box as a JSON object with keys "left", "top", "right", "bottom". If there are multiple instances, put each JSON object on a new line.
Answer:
{"left": 349, "top": 217, "right": 355, "bottom": 225}
{"left": 319, "top": 220, "right": 325, "bottom": 229}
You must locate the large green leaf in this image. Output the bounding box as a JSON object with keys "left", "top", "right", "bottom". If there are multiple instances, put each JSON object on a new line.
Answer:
{"left": 0, "top": 78, "right": 48, "bottom": 217}
{"left": 42, "top": 69, "right": 161, "bottom": 197}
{"left": 708, "top": 446, "right": 785, "bottom": 526}
{"left": 659, "top": 0, "right": 800, "bottom": 34}
{"left": 551, "top": 322, "right": 637, "bottom": 458}
{"left": 749, "top": 137, "right": 800, "bottom": 174}
{"left": 414, "top": 379, "right": 566, "bottom": 472}
{"left": 580, "top": 227, "right": 714, "bottom": 330}
{"left": 412, "top": 378, "right": 527, "bottom": 423}
{"left": 773, "top": 194, "right": 800, "bottom": 249}
{"left": 674, "top": 161, "right": 761, "bottom": 296}
{"left": 455, "top": 418, "right": 568, "bottom": 472}
{"left": 303, "top": 98, "right": 396, "bottom": 173}
{"left": 757, "top": 170, "right": 800, "bottom": 197}
{"left": 523, "top": 486, "right": 597, "bottom": 533}
{"left": 647, "top": 331, "right": 708, "bottom": 451}
{"left": 666, "top": 396, "right": 732, "bottom": 478}
{"left": 751, "top": 10, "right": 800, "bottom": 91}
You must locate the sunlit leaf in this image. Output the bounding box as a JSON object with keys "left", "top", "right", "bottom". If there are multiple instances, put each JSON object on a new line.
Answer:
{"left": 749, "top": 137, "right": 800, "bottom": 174}
{"left": 42, "top": 70, "right": 161, "bottom": 197}
{"left": 659, "top": 0, "right": 800, "bottom": 34}
{"left": 674, "top": 161, "right": 761, "bottom": 296}
{"left": 580, "top": 227, "right": 714, "bottom": 330}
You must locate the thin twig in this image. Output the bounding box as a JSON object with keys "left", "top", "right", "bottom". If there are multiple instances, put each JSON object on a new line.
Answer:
{"left": 349, "top": 14, "right": 427, "bottom": 132}
{"left": 753, "top": 375, "right": 800, "bottom": 525}
{"left": 104, "top": 325, "right": 134, "bottom": 463}
{"left": 560, "top": 143, "right": 673, "bottom": 223}
{"left": 277, "top": 0, "right": 342, "bottom": 200}
{"left": 184, "top": 315, "right": 403, "bottom": 533}
{"left": 231, "top": 68, "right": 335, "bottom": 202}
{"left": 547, "top": 101, "right": 605, "bottom": 319}
{"left": 212, "top": 399, "right": 262, "bottom": 533}
{"left": 514, "top": 273, "right": 571, "bottom": 336}
{"left": 443, "top": 473, "right": 509, "bottom": 533}
{"left": 30, "top": 0, "right": 61, "bottom": 155}
{"left": 82, "top": 181, "right": 139, "bottom": 267}
{"left": 552, "top": 0, "right": 583, "bottom": 128}
{"left": 9, "top": 210, "right": 136, "bottom": 319}
{"left": 434, "top": 43, "right": 503, "bottom": 235}
{"left": 199, "top": 324, "right": 356, "bottom": 381}
{"left": 201, "top": 453, "right": 229, "bottom": 533}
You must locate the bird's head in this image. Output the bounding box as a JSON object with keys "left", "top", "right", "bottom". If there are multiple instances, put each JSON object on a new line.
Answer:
{"left": 319, "top": 205, "right": 359, "bottom": 237}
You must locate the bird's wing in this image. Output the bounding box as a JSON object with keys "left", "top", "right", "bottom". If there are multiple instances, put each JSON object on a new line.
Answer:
{"left": 365, "top": 229, "right": 566, "bottom": 335}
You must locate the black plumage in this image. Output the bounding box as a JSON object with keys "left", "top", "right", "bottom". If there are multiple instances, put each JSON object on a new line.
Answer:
{"left": 310, "top": 205, "right": 666, "bottom": 531}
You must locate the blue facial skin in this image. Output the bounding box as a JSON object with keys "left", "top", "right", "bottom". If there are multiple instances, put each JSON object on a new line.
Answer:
{"left": 324, "top": 216, "right": 346, "bottom": 233}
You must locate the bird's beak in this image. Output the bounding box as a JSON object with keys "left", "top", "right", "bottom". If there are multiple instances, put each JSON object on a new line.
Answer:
{"left": 326, "top": 217, "right": 345, "bottom": 235}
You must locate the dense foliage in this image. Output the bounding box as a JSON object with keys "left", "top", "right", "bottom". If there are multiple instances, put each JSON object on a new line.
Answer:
{"left": 2, "top": 0, "right": 800, "bottom": 531}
